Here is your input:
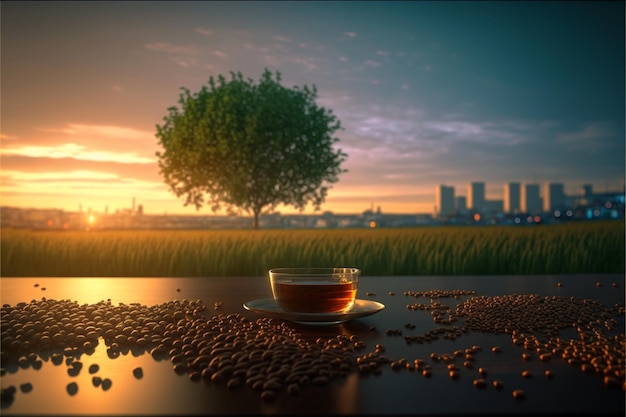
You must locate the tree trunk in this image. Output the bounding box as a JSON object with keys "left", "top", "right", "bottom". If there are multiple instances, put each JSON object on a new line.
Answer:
{"left": 253, "top": 209, "right": 260, "bottom": 230}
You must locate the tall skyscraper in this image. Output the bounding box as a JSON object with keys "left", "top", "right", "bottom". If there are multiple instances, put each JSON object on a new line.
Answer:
{"left": 467, "top": 182, "right": 485, "bottom": 212}
{"left": 435, "top": 185, "right": 455, "bottom": 217}
{"left": 503, "top": 182, "right": 521, "bottom": 214}
{"left": 521, "top": 183, "right": 542, "bottom": 213}
{"left": 543, "top": 182, "right": 565, "bottom": 212}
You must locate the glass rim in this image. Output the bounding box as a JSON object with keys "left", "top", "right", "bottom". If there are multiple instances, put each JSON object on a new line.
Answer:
{"left": 269, "top": 267, "right": 360, "bottom": 276}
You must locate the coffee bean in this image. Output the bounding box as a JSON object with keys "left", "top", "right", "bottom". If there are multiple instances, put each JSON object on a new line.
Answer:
{"left": 66, "top": 382, "right": 78, "bottom": 396}
{"left": 473, "top": 379, "right": 487, "bottom": 388}
{"left": 261, "top": 390, "right": 275, "bottom": 401}
{"left": 19, "top": 383, "right": 33, "bottom": 393}
{"left": 101, "top": 378, "right": 112, "bottom": 391}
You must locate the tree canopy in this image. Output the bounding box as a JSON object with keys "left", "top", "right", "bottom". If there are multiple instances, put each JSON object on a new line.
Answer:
{"left": 155, "top": 69, "right": 347, "bottom": 229}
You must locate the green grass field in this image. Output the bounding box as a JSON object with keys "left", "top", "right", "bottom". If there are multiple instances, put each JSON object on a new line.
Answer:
{"left": 1, "top": 221, "right": 623, "bottom": 277}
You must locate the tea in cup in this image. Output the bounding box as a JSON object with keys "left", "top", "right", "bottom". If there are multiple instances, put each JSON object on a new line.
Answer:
{"left": 269, "top": 267, "right": 360, "bottom": 314}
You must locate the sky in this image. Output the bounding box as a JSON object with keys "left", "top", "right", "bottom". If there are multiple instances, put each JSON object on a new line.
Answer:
{"left": 1, "top": 1, "right": 624, "bottom": 216}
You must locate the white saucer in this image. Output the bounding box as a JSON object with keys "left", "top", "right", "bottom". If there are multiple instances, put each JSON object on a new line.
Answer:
{"left": 243, "top": 298, "right": 385, "bottom": 325}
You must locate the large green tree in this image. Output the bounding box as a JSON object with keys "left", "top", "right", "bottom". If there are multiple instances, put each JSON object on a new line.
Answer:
{"left": 155, "top": 69, "right": 347, "bottom": 229}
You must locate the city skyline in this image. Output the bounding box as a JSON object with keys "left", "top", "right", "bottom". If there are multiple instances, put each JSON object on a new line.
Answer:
{"left": 436, "top": 179, "right": 624, "bottom": 217}
{"left": 2, "top": 2, "right": 624, "bottom": 216}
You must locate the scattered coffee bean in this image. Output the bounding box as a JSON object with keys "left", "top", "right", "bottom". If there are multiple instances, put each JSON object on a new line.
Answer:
{"left": 473, "top": 379, "right": 487, "bottom": 388}
{"left": 66, "top": 382, "right": 78, "bottom": 396}
{"left": 19, "top": 383, "right": 32, "bottom": 393}
{"left": 101, "top": 378, "right": 112, "bottom": 391}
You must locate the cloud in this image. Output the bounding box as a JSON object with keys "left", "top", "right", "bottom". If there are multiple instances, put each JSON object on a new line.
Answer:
{"left": 195, "top": 27, "right": 213, "bottom": 36}
{"left": 145, "top": 42, "right": 197, "bottom": 55}
{"left": 422, "top": 121, "right": 484, "bottom": 138}
{"left": 5, "top": 123, "right": 158, "bottom": 159}
{"left": 2, "top": 169, "right": 120, "bottom": 182}
{"left": 1, "top": 155, "right": 161, "bottom": 182}
{"left": 1, "top": 143, "right": 155, "bottom": 164}
{"left": 344, "top": 32, "right": 358, "bottom": 38}
{"left": 0, "top": 120, "right": 181, "bottom": 212}
{"left": 272, "top": 35, "right": 291, "bottom": 43}
{"left": 556, "top": 122, "right": 618, "bottom": 149}
{"left": 292, "top": 57, "right": 319, "bottom": 70}
{"left": 364, "top": 60, "right": 382, "bottom": 68}
{"left": 0, "top": 134, "right": 19, "bottom": 141}
{"left": 38, "top": 123, "right": 154, "bottom": 142}
{"left": 145, "top": 42, "right": 201, "bottom": 67}
{"left": 172, "top": 59, "right": 196, "bottom": 68}
{"left": 213, "top": 50, "right": 227, "bottom": 58}
{"left": 258, "top": 51, "right": 324, "bottom": 72}
{"left": 341, "top": 103, "right": 531, "bottom": 151}
{"left": 323, "top": 96, "right": 553, "bottom": 195}
{"left": 236, "top": 34, "right": 332, "bottom": 72}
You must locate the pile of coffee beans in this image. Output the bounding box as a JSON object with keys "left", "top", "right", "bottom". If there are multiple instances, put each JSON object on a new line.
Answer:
{"left": 0, "top": 297, "right": 360, "bottom": 404}
{"left": 452, "top": 294, "right": 625, "bottom": 389}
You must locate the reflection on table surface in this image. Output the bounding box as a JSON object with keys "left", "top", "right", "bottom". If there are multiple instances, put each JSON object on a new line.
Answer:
{"left": 1, "top": 274, "right": 624, "bottom": 416}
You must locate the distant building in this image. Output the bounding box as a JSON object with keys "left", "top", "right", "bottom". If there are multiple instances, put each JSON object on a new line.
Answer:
{"left": 456, "top": 196, "right": 467, "bottom": 212}
{"left": 580, "top": 184, "right": 625, "bottom": 207}
{"left": 435, "top": 185, "right": 455, "bottom": 217}
{"left": 467, "top": 182, "right": 486, "bottom": 213}
{"left": 503, "top": 182, "right": 521, "bottom": 214}
{"left": 521, "top": 183, "right": 542, "bottom": 213}
{"left": 543, "top": 182, "right": 565, "bottom": 213}
{"left": 485, "top": 199, "right": 504, "bottom": 214}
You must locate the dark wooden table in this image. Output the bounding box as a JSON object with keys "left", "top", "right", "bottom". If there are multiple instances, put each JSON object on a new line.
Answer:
{"left": 1, "top": 274, "right": 624, "bottom": 416}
